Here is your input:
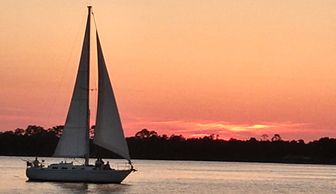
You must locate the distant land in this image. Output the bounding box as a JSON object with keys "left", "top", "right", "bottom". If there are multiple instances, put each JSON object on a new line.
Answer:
{"left": 0, "top": 125, "right": 335, "bottom": 165}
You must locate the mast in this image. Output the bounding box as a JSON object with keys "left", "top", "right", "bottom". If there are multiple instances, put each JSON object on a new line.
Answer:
{"left": 85, "top": 5, "right": 92, "bottom": 166}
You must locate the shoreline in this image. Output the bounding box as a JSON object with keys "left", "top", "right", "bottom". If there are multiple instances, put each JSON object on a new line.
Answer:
{"left": 2, "top": 155, "right": 335, "bottom": 166}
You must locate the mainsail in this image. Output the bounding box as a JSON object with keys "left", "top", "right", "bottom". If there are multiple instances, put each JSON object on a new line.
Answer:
{"left": 54, "top": 8, "right": 91, "bottom": 158}
{"left": 94, "top": 31, "right": 131, "bottom": 161}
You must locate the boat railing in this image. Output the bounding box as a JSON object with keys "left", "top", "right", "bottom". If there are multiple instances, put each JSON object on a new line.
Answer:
{"left": 111, "top": 162, "right": 132, "bottom": 170}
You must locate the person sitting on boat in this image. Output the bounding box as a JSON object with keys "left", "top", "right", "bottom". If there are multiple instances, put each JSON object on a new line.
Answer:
{"left": 104, "top": 161, "right": 111, "bottom": 170}
{"left": 95, "top": 157, "right": 105, "bottom": 169}
{"left": 26, "top": 161, "right": 32, "bottom": 167}
{"left": 32, "top": 157, "right": 40, "bottom": 167}
{"left": 95, "top": 158, "right": 101, "bottom": 168}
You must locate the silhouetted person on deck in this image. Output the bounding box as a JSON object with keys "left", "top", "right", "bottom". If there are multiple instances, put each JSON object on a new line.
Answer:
{"left": 95, "top": 158, "right": 101, "bottom": 168}
{"left": 104, "top": 161, "right": 111, "bottom": 170}
{"left": 95, "top": 157, "right": 105, "bottom": 169}
{"left": 32, "top": 157, "right": 40, "bottom": 167}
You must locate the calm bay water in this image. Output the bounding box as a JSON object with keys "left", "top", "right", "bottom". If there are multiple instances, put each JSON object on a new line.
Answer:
{"left": 0, "top": 156, "right": 335, "bottom": 193}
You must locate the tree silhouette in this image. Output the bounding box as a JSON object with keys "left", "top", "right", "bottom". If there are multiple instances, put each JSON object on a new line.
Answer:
{"left": 0, "top": 126, "right": 335, "bottom": 164}
{"left": 47, "top": 125, "right": 63, "bottom": 137}
{"left": 271, "top": 134, "right": 282, "bottom": 142}
{"left": 14, "top": 128, "right": 24, "bottom": 136}
{"left": 135, "top": 129, "right": 158, "bottom": 139}
{"left": 261, "top": 134, "right": 269, "bottom": 141}
{"left": 24, "top": 125, "right": 46, "bottom": 136}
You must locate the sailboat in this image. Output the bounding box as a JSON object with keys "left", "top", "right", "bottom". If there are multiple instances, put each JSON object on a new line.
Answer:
{"left": 26, "top": 6, "right": 134, "bottom": 183}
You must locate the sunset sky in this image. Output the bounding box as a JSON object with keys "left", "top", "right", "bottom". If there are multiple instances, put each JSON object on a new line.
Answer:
{"left": 1, "top": 0, "right": 336, "bottom": 141}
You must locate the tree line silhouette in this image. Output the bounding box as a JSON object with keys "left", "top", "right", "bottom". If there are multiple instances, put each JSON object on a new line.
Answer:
{"left": 0, "top": 125, "right": 336, "bottom": 164}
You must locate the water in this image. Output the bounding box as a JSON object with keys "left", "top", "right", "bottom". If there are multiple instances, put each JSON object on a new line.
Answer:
{"left": 0, "top": 156, "right": 335, "bottom": 193}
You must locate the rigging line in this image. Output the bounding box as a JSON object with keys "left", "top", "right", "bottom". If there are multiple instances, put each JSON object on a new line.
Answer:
{"left": 45, "top": 10, "right": 87, "bottom": 127}
{"left": 92, "top": 11, "right": 99, "bottom": 33}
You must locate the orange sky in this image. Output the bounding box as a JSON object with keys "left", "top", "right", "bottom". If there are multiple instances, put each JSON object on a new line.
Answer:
{"left": 1, "top": 0, "right": 336, "bottom": 141}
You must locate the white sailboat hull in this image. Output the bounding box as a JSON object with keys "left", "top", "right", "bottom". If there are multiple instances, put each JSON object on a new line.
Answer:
{"left": 26, "top": 164, "right": 132, "bottom": 183}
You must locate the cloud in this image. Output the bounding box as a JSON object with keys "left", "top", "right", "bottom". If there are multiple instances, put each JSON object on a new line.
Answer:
{"left": 196, "top": 123, "right": 272, "bottom": 132}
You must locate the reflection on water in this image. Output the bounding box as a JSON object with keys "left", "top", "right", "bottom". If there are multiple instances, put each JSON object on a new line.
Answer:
{"left": 24, "top": 179, "right": 130, "bottom": 194}
{"left": 52, "top": 182, "right": 129, "bottom": 193}
{"left": 0, "top": 156, "right": 336, "bottom": 194}
{"left": 51, "top": 183, "right": 89, "bottom": 192}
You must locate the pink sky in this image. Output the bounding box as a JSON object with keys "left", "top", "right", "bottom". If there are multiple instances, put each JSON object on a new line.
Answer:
{"left": 1, "top": 0, "right": 336, "bottom": 141}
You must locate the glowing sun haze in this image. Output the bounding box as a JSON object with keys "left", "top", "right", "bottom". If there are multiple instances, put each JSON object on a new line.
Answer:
{"left": 1, "top": 0, "right": 336, "bottom": 141}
